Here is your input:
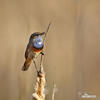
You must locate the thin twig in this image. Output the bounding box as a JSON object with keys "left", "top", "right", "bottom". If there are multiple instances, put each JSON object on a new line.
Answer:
{"left": 52, "top": 83, "right": 58, "bottom": 100}
{"left": 43, "top": 22, "right": 51, "bottom": 43}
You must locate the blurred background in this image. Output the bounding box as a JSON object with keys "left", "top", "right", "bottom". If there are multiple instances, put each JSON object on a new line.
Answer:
{"left": 0, "top": 0, "right": 100, "bottom": 100}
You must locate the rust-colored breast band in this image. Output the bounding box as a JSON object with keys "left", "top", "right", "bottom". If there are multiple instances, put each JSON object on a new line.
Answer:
{"left": 31, "top": 46, "right": 43, "bottom": 52}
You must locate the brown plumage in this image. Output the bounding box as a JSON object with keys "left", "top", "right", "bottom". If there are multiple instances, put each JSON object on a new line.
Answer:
{"left": 22, "top": 32, "right": 45, "bottom": 71}
{"left": 22, "top": 47, "right": 35, "bottom": 71}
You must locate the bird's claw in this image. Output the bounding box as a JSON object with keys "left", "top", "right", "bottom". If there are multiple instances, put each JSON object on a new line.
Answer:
{"left": 40, "top": 52, "right": 44, "bottom": 55}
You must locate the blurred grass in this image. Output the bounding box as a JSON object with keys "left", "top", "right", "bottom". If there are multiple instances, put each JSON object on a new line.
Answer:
{"left": 0, "top": 0, "right": 100, "bottom": 100}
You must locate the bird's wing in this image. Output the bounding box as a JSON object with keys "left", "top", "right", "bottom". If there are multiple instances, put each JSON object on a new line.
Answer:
{"left": 25, "top": 43, "right": 30, "bottom": 59}
{"left": 25, "top": 47, "right": 28, "bottom": 59}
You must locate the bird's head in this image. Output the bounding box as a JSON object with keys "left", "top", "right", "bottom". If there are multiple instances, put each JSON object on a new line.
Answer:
{"left": 29, "top": 32, "right": 44, "bottom": 49}
{"left": 30, "top": 32, "right": 45, "bottom": 39}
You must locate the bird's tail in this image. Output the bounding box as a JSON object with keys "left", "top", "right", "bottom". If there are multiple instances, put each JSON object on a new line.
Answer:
{"left": 22, "top": 58, "right": 32, "bottom": 71}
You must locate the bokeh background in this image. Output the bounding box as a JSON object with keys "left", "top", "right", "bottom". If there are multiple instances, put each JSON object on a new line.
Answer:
{"left": 0, "top": 0, "right": 100, "bottom": 100}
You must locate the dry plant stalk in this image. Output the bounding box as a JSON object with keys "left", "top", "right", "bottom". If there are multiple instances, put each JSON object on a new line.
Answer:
{"left": 52, "top": 83, "right": 57, "bottom": 100}
{"left": 32, "top": 65, "right": 46, "bottom": 100}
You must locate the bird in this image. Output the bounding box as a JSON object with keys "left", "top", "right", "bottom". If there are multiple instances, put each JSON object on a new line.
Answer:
{"left": 22, "top": 32, "right": 45, "bottom": 71}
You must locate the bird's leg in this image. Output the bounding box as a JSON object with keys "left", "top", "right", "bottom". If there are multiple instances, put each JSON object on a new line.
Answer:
{"left": 40, "top": 52, "right": 44, "bottom": 55}
{"left": 40, "top": 52, "right": 44, "bottom": 67}
{"left": 33, "top": 59, "right": 38, "bottom": 72}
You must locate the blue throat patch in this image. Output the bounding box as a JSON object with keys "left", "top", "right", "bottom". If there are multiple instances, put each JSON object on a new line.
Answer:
{"left": 33, "top": 35, "right": 43, "bottom": 49}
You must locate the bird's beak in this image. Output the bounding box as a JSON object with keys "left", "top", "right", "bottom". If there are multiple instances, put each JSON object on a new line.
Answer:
{"left": 40, "top": 32, "right": 45, "bottom": 35}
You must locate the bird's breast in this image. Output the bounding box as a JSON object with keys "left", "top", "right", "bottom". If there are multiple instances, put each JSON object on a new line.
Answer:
{"left": 31, "top": 46, "right": 43, "bottom": 53}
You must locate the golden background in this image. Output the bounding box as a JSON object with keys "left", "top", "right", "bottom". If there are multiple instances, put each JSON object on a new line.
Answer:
{"left": 0, "top": 0, "right": 100, "bottom": 100}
